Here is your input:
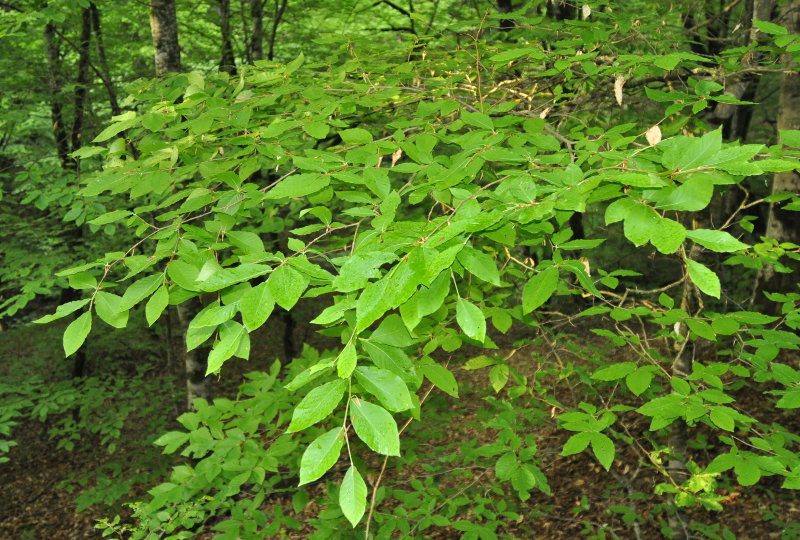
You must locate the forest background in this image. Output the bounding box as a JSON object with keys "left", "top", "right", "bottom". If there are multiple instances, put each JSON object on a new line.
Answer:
{"left": 0, "top": 0, "right": 799, "bottom": 538}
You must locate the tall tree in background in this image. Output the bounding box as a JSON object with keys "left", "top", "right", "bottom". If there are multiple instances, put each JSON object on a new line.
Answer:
{"left": 248, "top": 0, "right": 265, "bottom": 62}
{"left": 147, "top": 0, "right": 210, "bottom": 408}
{"left": 762, "top": 0, "right": 800, "bottom": 294}
{"left": 218, "top": 0, "right": 236, "bottom": 74}
{"left": 149, "top": 0, "right": 181, "bottom": 75}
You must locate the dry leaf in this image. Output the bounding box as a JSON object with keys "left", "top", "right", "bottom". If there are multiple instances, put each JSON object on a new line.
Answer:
{"left": 539, "top": 107, "right": 551, "bottom": 119}
{"left": 645, "top": 125, "right": 662, "bottom": 146}
{"left": 614, "top": 75, "right": 625, "bottom": 106}
{"left": 391, "top": 148, "right": 403, "bottom": 167}
{"left": 582, "top": 4, "right": 591, "bottom": 19}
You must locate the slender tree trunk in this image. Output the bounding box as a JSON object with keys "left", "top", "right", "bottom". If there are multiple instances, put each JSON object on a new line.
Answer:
{"left": 759, "top": 0, "right": 800, "bottom": 295}
{"left": 496, "top": 0, "right": 514, "bottom": 30}
{"left": 267, "top": 0, "right": 288, "bottom": 61}
{"left": 147, "top": 0, "right": 212, "bottom": 409}
{"left": 42, "top": 22, "right": 70, "bottom": 169}
{"left": 176, "top": 302, "right": 213, "bottom": 410}
{"left": 149, "top": 0, "right": 181, "bottom": 75}
{"left": 249, "top": 0, "right": 265, "bottom": 62}
{"left": 89, "top": 3, "right": 121, "bottom": 116}
{"left": 70, "top": 7, "right": 92, "bottom": 160}
{"left": 218, "top": 0, "right": 236, "bottom": 74}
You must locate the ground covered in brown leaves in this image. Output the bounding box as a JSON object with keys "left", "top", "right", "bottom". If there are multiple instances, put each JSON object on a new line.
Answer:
{"left": 1, "top": 311, "right": 799, "bottom": 539}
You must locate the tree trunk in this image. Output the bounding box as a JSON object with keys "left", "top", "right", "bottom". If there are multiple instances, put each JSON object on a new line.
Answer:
{"left": 89, "top": 3, "right": 121, "bottom": 116}
{"left": 70, "top": 7, "right": 92, "bottom": 161}
{"left": 249, "top": 0, "right": 265, "bottom": 63}
{"left": 149, "top": 0, "right": 181, "bottom": 75}
{"left": 760, "top": 0, "right": 800, "bottom": 295}
{"left": 496, "top": 0, "right": 514, "bottom": 30}
{"left": 176, "top": 301, "right": 213, "bottom": 410}
{"left": 42, "top": 22, "right": 70, "bottom": 169}
{"left": 267, "top": 0, "right": 288, "bottom": 61}
{"left": 218, "top": 0, "right": 236, "bottom": 74}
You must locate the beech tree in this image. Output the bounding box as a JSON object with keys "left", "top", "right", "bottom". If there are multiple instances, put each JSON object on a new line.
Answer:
{"left": 1, "top": 1, "right": 799, "bottom": 538}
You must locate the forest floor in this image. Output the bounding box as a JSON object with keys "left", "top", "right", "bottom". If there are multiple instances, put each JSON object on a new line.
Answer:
{"left": 1, "top": 306, "right": 799, "bottom": 539}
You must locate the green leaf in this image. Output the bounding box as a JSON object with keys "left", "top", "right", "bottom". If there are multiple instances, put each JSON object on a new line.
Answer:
{"left": 120, "top": 274, "right": 163, "bottom": 311}
{"left": 356, "top": 279, "right": 391, "bottom": 333}
{"left": 686, "top": 318, "right": 717, "bottom": 341}
{"left": 68, "top": 272, "right": 97, "bottom": 290}
{"left": 303, "top": 121, "right": 330, "bottom": 139}
{"left": 655, "top": 174, "right": 714, "bottom": 211}
{"left": 780, "top": 129, "right": 800, "bottom": 149}
{"left": 268, "top": 264, "right": 308, "bottom": 310}
{"left": 94, "top": 291, "right": 129, "bottom": 329}
{"left": 288, "top": 379, "right": 347, "bottom": 433}
{"left": 489, "top": 364, "right": 510, "bottom": 393}
{"left": 495, "top": 452, "right": 519, "bottom": 480}
{"left": 686, "top": 259, "right": 721, "bottom": 298}
{"left": 625, "top": 368, "right": 653, "bottom": 396}
{"left": 590, "top": 433, "right": 615, "bottom": 471}
{"left": 265, "top": 173, "right": 330, "bottom": 199}
{"left": 623, "top": 203, "right": 659, "bottom": 246}
{"left": 63, "top": 311, "right": 92, "bottom": 357}
{"left": 239, "top": 282, "right": 275, "bottom": 332}
{"left": 197, "top": 263, "right": 271, "bottom": 292}
{"left": 420, "top": 362, "right": 459, "bottom": 397}
{"left": 350, "top": 398, "right": 400, "bottom": 456}
{"left": 661, "top": 129, "right": 722, "bottom": 171}
{"left": 369, "top": 314, "right": 414, "bottom": 348}
{"left": 34, "top": 299, "right": 91, "bottom": 324}
{"left": 340, "top": 128, "right": 373, "bottom": 145}
{"left": 522, "top": 266, "right": 558, "bottom": 313}
{"left": 206, "top": 321, "right": 246, "bottom": 374}
{"left": 364, "top": 341, "right": 417, "bottom": 382}
{"left": 299, "top": 428, "right": 344, "bottom": 486}
{"left": 734, "top": 458, "right": 761, "bottom": 486}
{"left": 461, "top": 110, "right": 494, "bottom": 130}
{"left": 776, "top": 389, "right": 800, "bottom": 409}
{"left": 650, "top": 218, "right": 686, "bottom": 254}
{"left": 140, "top": 289, "right": 166, "bottom": 328}
{"left": 191, "top": 303, "right": 237, "bottom": 328}
{"left": 337, "top": 341, "right": 357, "bottom": 378}
{"left": 355, "top": 366, "right": 413, "bottom": 412}
{"left": 753, "top": 19, "right": 787, "bottom": 35}
{"left": 685, "top": 229, "right": 749, "bottom": 252}
{"left": 456, "top": 298, "right": 486, "bottom": 342}
{"left": 457, "top": 246, "right": 501, "bottom": 286}
{"left": 709, "top": 406, "right": 735, "bottom": 431}
{"left": 339, "top": 465, "right": 367, "bottom": 527}
{"left": 561, "top": 432, "right": 592, "bottom": 455}
{"left": 92, "top": 117, "right": 137, "bottom": 142}
{"left": 592, "top": 362, "right": 636, "bottom": 381}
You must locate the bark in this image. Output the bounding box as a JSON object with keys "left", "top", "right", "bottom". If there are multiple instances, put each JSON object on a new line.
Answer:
{"left": 42, "top": 22, "right": 70, "bottom": 169}
{"left": 218, "top": 0, "right": 237, "bottom": 74}
{"left": 176, "top": 301, "right": 213, "bottom": 410}
{"left": 267, "top": 0, "right": 288, "bottom": 61}
{"left": 70, "top": 7, "right": 92, "bottom": 160}
{"left": 89, "top": 3, "right": 121, "bottom": 116}
{"left": 249, "top": 0, "right": 265, "bottom": 62}
{"left": 149, "top": 0, "right": 181, "bottom": 75}
{"left": 497, "top": 0, "right": 514, "bottom": 30}
{"left": 712, "top": 0, "right": 775, "bottom": 139}
{"left": 760, "top": 0, "right": 800, "bottom": 295}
